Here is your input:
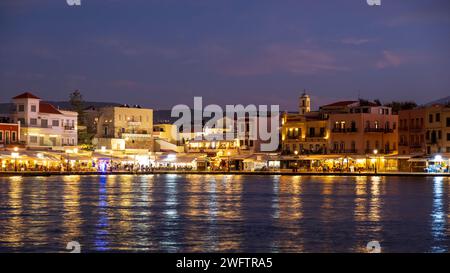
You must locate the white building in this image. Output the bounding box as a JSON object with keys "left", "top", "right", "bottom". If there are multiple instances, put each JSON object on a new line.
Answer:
{"left": 9, "top": 92, "right": 78, "bottom": 148}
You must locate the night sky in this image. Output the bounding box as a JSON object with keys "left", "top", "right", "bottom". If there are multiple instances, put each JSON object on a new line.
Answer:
{"left": 1, "top": 0, "right": 449, "bottom": 110}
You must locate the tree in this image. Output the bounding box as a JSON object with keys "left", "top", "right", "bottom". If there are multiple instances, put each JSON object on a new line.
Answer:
{"left": 69, "top": 90, "right": 93, "bottom": 146}
{"left": 69, "top": 90, "right": 85, "bottom": 123}
{"left": 384, "top": 101, "right": 418, "bottom": 114}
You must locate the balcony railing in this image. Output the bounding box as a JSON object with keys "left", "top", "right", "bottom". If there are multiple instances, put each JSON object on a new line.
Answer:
{"left": 306, "top": 134, "right": 326, "bottom": 138}
{"left": 64, "top": 126, "right": 75, "bottom": 130}
{"left": 410, "top": 143, "right": 423, "bottom": 148}
{"left": 330, "top": 149, "right": 358, "bottom": 154}
{"left": 332, "top": 128, "right": 358, "bottom": 133}
{"left": 364, "top": 127, "right": 394, "bottom": 133}
{"left": 364, "top": 149, "right": 390, "bottom": 154}
{"left": 409, "top": 127, "right": 424, "bottom": 133}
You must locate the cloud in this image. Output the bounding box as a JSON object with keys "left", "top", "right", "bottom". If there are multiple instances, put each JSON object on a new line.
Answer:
{"left": 94, "top": 37, "right": 179, "bottom": 59}
{"left": 109, "top": 79, "right": 142, "bottom": 89}
{"left": 375, "top": 50, "right": 406, "bottom": 69}
{"left": 340, "top": 38, "right": 372, "bottom": 46}
{"left": 206, "top": 43, "right": 348, "bottom": 76}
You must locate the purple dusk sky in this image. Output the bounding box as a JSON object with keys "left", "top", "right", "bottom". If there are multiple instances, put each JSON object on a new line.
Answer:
{"left": 0, "top": 0, "right": 449, "bottom": 110}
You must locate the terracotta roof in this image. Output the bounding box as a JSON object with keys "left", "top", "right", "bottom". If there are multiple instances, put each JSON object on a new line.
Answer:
{"left": 12, "top": 92, "right": 41, "bottom": 99}
{"left": 322, "top": 100, "right": 358, "bottom": 107}
{"left": 39, "top": 102, "right": 62, "bottom": 114}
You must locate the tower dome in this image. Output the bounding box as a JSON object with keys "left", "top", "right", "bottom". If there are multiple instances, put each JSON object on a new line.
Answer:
{"left": 299, "top": 90, "right": 311, "bottom": 115}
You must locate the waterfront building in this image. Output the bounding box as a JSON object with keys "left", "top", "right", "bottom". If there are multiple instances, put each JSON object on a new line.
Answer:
{"left": 153, "top": 123, "right": 186, "bottom": 153}
{"left": 398, "top": 108, "right": 426, "bottom": 156}
{"left": 9, "top": 92, "right": 78, "bottom": 148}
{"left": 0, "top": 122, "right": 20, "bottom": 147}
{"left": 94, "top": 105, "right": 154, "bottom": 151}
{"left": 424, "top": 104, "right": 450, "bottom": 155}
{"left": 281, "top": 112, "right": 329, "bottom": 155}
{"left": 326, "top": 100, "right": 398, "bottom": 156}
{"left": 281, "top": 94, "right": 399, "bottom": 171}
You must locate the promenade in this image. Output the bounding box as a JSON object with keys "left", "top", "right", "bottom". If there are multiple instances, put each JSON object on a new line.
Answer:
{"left": 1, "top": 170, "right": 449, "bottom": 177}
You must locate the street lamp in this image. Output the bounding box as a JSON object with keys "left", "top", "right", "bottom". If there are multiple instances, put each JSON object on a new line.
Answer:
{"left": 227, "top": 151, "right": 231, "bottom": 172}
{"left": 294, "top": 150, "right": 299, "bottom": 172}
{"left": 65, "top": 149, "right": 71, "bottom": 172}
{"left": 373, "top": 149, "right": 378, "bottom": 173}
{"left": 11, "top": 151, "right": 19, "bottom": 172}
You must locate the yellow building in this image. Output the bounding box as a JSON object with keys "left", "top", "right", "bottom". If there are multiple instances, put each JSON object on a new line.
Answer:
{"left": 281, "top": 112, "right": 329, "bottom": 155}
{"left": 94, "top": 105, "right": 153, "bottom": 151}
{"left": 425, "top": 104, "right": 450, "bottom": 155}
{"left": 281, "top": 92, "right": 329, "bottom": 155}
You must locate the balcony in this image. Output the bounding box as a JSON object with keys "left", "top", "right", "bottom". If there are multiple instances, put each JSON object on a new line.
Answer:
{"left": 364, "top": 127, "right": 394, "bottom": 133}
{"left": 330, "top": 149, "right": 358, "bottom": 154}
{"left": 410, "top": 143, "right": 423, "bottom": 148}
{"left": 332, "top": 128, "right": 358, "bottom": 133}
{"left": 409, "top": 127, "right": 424, "bottom": 133}
{"left": 64, "top": 125, "right": 75, "bottom": 131}
{"left": 121, "top": 132, "right": 152, "bottom": 139}
{"left": 364, "top": 149, "right": 391, "bottom": 154}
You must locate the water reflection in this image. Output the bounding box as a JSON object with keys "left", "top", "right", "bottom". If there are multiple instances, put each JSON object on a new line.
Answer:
{"left": 353, "top": 176, "right": 384, "bottom": 252}
{"left": 273, "top": 175, "right": 304, "bottom": 252}
{"left": 95, "top": 175, "right": 109, "bottom": 251}
{"left": 0, "top": 176, "right": 24, "bottom": 249}
{"left": 62, "top": 175, "right": 81, "bottom": 245}
{"left": 0, "top": 174, "right": 448, "bottom": 252}
{"left": 431, "top": 177, "right": 446, "bottom": 252}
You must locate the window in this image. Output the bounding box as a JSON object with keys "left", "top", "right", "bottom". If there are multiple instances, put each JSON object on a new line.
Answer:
{"left": 320, "top": 127, "right": 325, "bottom": 136}
{"left": 52, "top": 120, "right": 59, "bottom": 127}
{"left": 30, "top": 136, "right": 38, "bottom": 143}
{"left": 447, "top": 133, "right": 450, "bottom": 141}
{"left": 30, "top": 118, "right": 37, "bottom": 126}
{"left": 0, "top": 131, "right": 3, "bottom": 141}
{"left": 31, "top": 105, "right": 37, "bottom": 112}
{"left": 429, "top": 114, "right": 433, "bottom": 123}
{"left": 11, "top": 132, "right": 16, "bottom": 142}
{"left": 18, "top": 104, "right": 25, "bottom": 112}
{"left": 436, "top": 113, "right": 440, "bottom": 122}
{"left": 18, "top": 118, "right": 25, "bottom": 125}
{"left": 447, "top": 117, "right": 450, "bottom": 127}
{"left": 41, "top": 119, "right": 48, "bottom": 128}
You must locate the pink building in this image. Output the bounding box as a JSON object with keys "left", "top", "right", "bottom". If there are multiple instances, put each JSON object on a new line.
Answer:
{"left": 325, "top": 100, "right": 398, "bottom": 155}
